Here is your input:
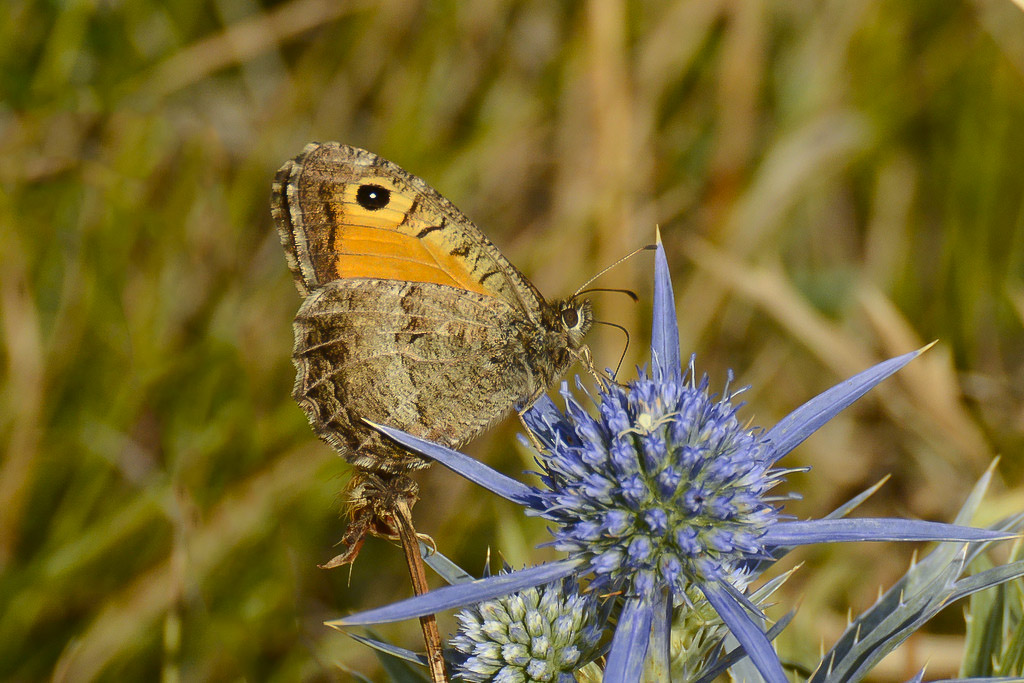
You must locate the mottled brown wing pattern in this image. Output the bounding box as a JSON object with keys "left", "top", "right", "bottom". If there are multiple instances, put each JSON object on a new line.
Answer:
{"left": 292, "top": 278, "right": 554, "bottom": 474}
{"left": 271, "top": 142, "right": 547, "bottom": 321}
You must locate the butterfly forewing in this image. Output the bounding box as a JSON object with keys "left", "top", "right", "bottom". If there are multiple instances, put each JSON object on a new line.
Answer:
{"left": 272, "top": 143, "right": 546, "bottom": 322}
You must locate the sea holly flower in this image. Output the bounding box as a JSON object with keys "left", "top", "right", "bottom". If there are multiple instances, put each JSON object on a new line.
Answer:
{"left": 330, "top": 238, "right": 1009, "bottom": 683}
{"left": 449, "top": 574, "right": 604, "bottom": 682}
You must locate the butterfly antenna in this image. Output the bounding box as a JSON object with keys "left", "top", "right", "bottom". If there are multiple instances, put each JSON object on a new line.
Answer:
{"left": 570, "top": 244, "right": 656, "bottom": 299}
{"left": 574, "top": 287, "right": 639, "bottom": 302}
{"left": 593, "top": 319, "right": 631, "bottom": 380}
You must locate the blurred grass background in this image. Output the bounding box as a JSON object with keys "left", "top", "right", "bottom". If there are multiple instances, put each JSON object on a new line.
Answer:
{"left": 2, "top": 0, "right": 1024, "bottom": 680}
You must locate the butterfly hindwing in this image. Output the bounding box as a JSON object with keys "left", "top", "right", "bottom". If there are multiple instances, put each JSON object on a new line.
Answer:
{"left": 291, "top": 278, "right": 548, "bottom": 473}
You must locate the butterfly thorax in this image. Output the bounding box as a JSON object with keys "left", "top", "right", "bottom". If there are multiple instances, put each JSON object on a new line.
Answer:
{"left": 520, "top": 297, "right": 593, "bottom": 390}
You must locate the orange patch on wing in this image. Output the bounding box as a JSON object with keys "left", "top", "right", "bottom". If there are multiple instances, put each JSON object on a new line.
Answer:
{"left": 334, "top": 225, "right": 491, "bottom": 296}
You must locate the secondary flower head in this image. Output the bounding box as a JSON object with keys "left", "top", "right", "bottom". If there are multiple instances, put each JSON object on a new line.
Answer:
{"left": 525, "top": 365, "right": 782, "bottom": 599}
{"left": 335, "top": 235, "right": 1007, "bottom": 683}
{"left": 450, "top": 575, "right": 602, "bottom": 682}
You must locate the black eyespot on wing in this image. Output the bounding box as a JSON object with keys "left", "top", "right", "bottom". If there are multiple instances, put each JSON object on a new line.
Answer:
{"left": 561, "top": 308, "right": 580, "bottom": 329}
{"left": 356, "top": 184, "right": 391, "bottom": 210}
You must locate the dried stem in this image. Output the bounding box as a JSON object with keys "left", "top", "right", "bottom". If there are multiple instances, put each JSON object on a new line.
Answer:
{"left": 394, "top": 498, "right": 448, "bottom": 683}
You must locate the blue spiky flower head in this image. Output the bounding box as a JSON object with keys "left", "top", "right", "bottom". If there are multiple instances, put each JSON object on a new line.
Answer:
{"left": 524, "top": 363, "right": 781, "bottom": 601}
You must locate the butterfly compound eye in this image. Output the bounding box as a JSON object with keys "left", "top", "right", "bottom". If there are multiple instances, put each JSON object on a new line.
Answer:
{"left": 356, "top": 184, "right": 391, "bottom": 210}
{"left": 560, "top": 307, "right": 580, "bottom": 329}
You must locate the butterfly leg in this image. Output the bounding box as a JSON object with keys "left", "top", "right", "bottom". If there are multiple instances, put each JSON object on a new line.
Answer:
{"left": 574, "top": 344, "right": 622, "bottom": 390}
{"left": 577, "top": 345, "right": 603, "bottom": 387}
{"left": 577, "top": 343, "right": 633, "bottom": 389}
{"left": 320, "top": 470, "right": 420, "bottom": 569}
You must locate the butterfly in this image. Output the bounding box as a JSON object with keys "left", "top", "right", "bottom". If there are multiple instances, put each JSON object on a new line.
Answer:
{"left": 271, "top": 142, "right": 594, "bottom": 564}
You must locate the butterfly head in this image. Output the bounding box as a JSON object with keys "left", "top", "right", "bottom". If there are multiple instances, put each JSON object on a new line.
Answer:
{"left": 556, "top": 297, "right": 593, "bottom": 350}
